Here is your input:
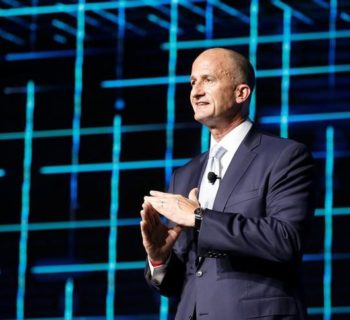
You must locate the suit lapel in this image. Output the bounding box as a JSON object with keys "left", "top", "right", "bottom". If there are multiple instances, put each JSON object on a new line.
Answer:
{"left": 213, "top": 126, "right": 261, "bottom": 212}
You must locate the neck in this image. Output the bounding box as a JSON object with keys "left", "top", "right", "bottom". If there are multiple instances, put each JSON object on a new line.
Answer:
{"left": 210, "top": 117, "right": 246, "bottom": 142}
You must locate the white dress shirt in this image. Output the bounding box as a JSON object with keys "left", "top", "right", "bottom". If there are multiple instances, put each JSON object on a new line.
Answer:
{"left": 199, "top": 120, "right": 252, "bottom": 208}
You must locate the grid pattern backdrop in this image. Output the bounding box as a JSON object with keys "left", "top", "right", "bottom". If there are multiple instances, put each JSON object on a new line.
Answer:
{"left": 0, "top": 0, "right": 350, "bottom": 319}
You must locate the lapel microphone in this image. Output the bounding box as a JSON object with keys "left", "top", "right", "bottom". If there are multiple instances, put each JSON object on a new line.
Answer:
{"left": 207, "top": 171, "right": 221, "bottom": 184}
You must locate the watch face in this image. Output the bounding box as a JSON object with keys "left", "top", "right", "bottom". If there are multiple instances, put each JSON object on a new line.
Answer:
{"left": 194, "top": 207, "right": 203, "bottom": 216}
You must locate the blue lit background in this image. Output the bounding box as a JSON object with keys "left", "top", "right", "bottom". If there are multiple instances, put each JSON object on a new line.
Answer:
{"left": 0, "top": 0, "right": 349, "bottom": 319}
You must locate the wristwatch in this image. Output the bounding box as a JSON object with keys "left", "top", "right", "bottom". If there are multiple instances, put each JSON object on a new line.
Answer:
{"left": 194, "top": 207, "right": 204, "bottom": 230}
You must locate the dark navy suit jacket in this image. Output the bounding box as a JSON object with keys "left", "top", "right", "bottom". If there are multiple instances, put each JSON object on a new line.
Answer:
{"left": 146, "top": 126, "right": 314, "bottom": 320}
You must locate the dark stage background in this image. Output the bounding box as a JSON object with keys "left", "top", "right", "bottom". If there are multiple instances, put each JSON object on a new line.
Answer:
{"left": 0, "top": 0, "right": 350, "bottom": 319}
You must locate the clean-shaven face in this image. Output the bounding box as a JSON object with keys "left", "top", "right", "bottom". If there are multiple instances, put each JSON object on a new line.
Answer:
{"left": 190, "top": 52, "right": 239, "bottom": 127}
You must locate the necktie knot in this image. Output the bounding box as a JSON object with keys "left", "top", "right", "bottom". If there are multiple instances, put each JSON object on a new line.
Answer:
{"left": 210, "top": 144, "right": 226, "bottom": 161}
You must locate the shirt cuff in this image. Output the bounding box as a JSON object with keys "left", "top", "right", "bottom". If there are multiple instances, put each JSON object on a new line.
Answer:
{"left": 148, "top": 254, "right": 171, "bottom": 285}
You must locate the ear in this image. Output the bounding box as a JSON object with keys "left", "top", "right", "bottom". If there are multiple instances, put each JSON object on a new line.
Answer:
{"left": 235, "top": 84, "right": 251, "bottom": 104}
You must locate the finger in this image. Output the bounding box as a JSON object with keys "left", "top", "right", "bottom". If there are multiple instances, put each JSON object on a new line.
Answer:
{"left": 188, "top": 187, "right": 199, "bottom": 202}
{"left": 144, "top": 196, "right": 163, "bottom": 208}
{"left": 140, "top": 221, "right": 150, "bottom": 239}
{"left": 141, "top": 208, "right": 156, "bottom": 229}
{"left": 140, "top": 221, "right": 152, "bottom": 249}
{"left": 150, "top": 190, "right": 176, "bottom": 198}
{"left": 147, "top": 204, "right": 159, "bottom": 226}
{"left": 143, "top": 200, "right": 156, "bottom": 213}
{"left": 168, "top": 224, "right": 183, "bottom": 240}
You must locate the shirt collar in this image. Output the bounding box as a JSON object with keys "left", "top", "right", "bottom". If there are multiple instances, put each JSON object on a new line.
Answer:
{"left": 209, "top": 119, "right": 253, "bottom": 152}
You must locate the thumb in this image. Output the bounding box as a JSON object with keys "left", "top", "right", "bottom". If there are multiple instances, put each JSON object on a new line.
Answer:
{"left": 188, "top": 187, "right": 199, "bottom": 202}
{"left": 169, "top": 224, "right": 183, "bottom": 240}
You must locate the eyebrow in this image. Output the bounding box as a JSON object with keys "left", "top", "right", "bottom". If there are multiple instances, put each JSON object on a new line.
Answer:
{"left": 190, "top": 74, "right": 214, "bottom": 81}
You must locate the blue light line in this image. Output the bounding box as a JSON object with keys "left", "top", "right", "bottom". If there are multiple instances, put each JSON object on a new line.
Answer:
{"left": 329, "top": 0, "right": 337, "bottom": 86}
{"left": 340, "top": 12, "right": 350, "bottom": 22}
{"left": 260, "top": 111, "right": 350, "bottom": 124}
{"left": 179, "top": 0, "right": 205, "bottom": 16}
{"left": 257, "top": 64, "right": 350, "bottom": 77}
{"left": 308, "top": 306, "right": 350, "bottom": 315}
{"left": 29, "top": 7, "right": 39, "bottom": 46}
{"left": 1, "top": 206, "right": 350, "bottom": 233}
{"left": 64, "top": 278, "right": 74, "bottom": 320}
{"left": 0, "top": 169, "right": 5, "bottom": 177}
{"left": 5, "top": 48, "right": 113, "bottom": 61}
{"left": 271, "top": 0, "right": 313, "bottom": 24}
{"left": 2, "top": 0, "right": 21, "bottom": 6}
{"left": 323, "top": 126, "right": 334, "bottom": 320}
{"left": 71, "top": 0, "right": 85, "bottom": 213}
{"left": 205, "top": 1, "right": 213, "bottom": 39}
{"left": 40, "top": 158, "right": 190, "bottom": 174}
{"left": 200, "top": 0, "right": 213, "bottom": 152}
{"left": 0, "top": 0, "right": 172, "bottom": 17}
{"left": 0, "top": 218, "right": 141, "bottom": 233}
{"left": 31, "top": 261, "right": 145, "bottom": 274}
{"left": 209, "top": 0, "right": 250, "bottom": 24}
{"left": 65, "top": 9, "right": 110, "bottom": 33}
{"left": 280, "top": 7, "right": 291, "bottom": 138}
{"left": 312, "top": 0, "right": 329, "bottom": 9}
{"left": 53, "top": 34, "right": 67, "bottom": 44}
{"left": 101, "top": 75, "right": 189, "bottom": 88}
{"left": 10, "top": 308, "right": 350, "bottom": 319}
{"left": 303, "top": 253, "right": 350, "bottom": 262}
{"left": 94, "top": 9, "right": 146, "bottom": 36}
{"left": 116, "top": 1, "right": 126, "bottom": 80}
{"left": 160, "top": 296, "right": 169, "bottom": 320}
{"left": 52, "top": 19, "right": 78, "bottom": 37}
{"left": 106, "top": 116, "right": 122, "bottom": 319}
{"left": 16, "top": 81, "right": 35, "bottom": 320}
{"left": 249, "top": 0, "right": 259, "bottom": 121}
{"left": 6, "top": 16, "right": 32, "bottom": 30}
{"left": 315, "top": 207, "right": 350, "bottom": 216}
{"left": 148, "top": 13, "right": 172, "bottom": 30}
{"left": 0, "top": 27, "right": 25, "bottom": 45}
{"left": 201, "top": 126, "right": 209, "bottom": 152}
{"left": 159, "top": 2, "right": 179, "bottom": 317}
{"left": 22, "top": 316, "right": 162, "bottom": 320}
{"left": 313, "top": 150, "right": 350, "bottom": 159}
{"left": 161, "top": 29, "right": 350, "bottom": 50}
{"left": 0, "top": 123, "right": 198, "bottom": 140}
{"left": 165, "top": 0, "right": 178, "bottom": 188}
{"left": 102, "top": 64, "right": 350, "bottom": 89}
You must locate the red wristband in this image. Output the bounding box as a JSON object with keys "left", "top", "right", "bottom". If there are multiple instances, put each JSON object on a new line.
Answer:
{"left": 150, "top": 259, "right": 165, "bottom": 267}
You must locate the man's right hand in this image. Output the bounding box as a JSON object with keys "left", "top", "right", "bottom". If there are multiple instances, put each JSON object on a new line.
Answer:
{"left": 140, "top": 201, "right": 182, "bottom": 264}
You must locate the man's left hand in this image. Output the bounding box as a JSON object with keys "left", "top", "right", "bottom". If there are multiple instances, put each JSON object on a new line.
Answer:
{"left": 144, "top": 188, "right": 200, "bottom": 227}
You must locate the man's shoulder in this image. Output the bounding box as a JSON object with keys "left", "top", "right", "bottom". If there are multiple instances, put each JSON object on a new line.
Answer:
{"left": 254, "top": 129, "right": 308, "bottom": 152}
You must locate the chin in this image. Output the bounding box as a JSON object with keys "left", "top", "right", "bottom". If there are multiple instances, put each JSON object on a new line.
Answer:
{"left": 194, "top": 114, "right": 210, "bottom": 125}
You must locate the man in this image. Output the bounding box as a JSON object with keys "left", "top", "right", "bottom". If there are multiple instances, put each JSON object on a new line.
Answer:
{"left": 140, "top": 48, "right": 314, "bottom": 319}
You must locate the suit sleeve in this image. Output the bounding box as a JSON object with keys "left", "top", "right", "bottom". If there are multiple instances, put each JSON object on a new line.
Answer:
{"left": 144, "top": 171, "right": 186, "bottom": 298}
{"left": 197, "top": 142, "right": 315, "bottom": 263}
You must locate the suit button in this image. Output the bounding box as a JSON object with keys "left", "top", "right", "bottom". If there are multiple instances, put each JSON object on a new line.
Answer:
{"left": 196, "top": 270, "right": 203, "bottom": 277}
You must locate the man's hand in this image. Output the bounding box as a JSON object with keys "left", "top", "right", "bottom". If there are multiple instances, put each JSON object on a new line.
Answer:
{"left": 140, "top": 201, "right": 182, "bottom": 264}
{"left": 144, "top": 188, "right": 200, "bottom": 227}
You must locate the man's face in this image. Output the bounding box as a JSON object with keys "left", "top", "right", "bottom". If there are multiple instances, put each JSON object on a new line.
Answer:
{"left": 190, "top": 52, "right": 239, "bottom": 127}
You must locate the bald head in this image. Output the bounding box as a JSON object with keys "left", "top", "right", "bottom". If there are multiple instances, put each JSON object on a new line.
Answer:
{"left": 194, "top": 48, "right": 255, "bottom": 93}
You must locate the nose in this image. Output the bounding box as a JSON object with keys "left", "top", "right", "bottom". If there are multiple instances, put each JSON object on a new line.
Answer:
{"left": 191, "top": 82, "right": 205, "bottom": 99}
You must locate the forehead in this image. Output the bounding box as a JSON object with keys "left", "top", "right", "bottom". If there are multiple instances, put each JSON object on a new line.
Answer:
{"left": 190, "top": 53, "right": 234, "bottom": 78}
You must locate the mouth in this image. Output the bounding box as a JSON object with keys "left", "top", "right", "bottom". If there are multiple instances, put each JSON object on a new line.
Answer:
{"left": 195, "top": 101, "right": 210, "bottom": 108}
